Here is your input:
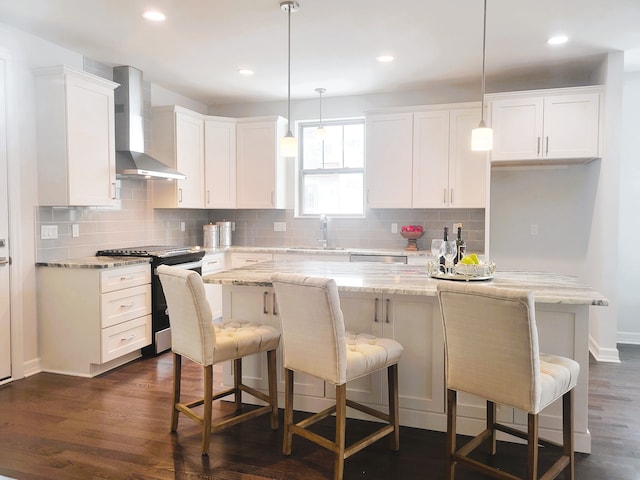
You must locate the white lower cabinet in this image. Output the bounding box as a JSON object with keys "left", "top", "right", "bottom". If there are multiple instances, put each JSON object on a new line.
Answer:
{"left": 37, "top": 263, "right": 152, "bottom": 377}
{"left": 201, "top": 252, "right": 226, "bottom": 320}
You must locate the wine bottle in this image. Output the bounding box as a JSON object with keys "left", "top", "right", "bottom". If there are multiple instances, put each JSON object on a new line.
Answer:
{"left": 455, "top": 225, "right": 466, "bottom": 265}
{"left": 439, "top": 226, "right": 448, "bottom": 273}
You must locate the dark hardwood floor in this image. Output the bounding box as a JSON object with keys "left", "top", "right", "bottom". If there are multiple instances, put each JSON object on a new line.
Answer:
{"left": 1, "top": 345, "right": 639, "bottom": 480}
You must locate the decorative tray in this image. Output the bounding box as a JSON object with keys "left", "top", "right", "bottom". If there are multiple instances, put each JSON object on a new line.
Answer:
{"left": 426, "top": 260, "right": 496, "bottom": 282}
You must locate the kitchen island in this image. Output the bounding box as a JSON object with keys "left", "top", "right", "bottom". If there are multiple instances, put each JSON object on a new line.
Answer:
{"left": 203, "top": 260, "right": 608, "bottom": 453}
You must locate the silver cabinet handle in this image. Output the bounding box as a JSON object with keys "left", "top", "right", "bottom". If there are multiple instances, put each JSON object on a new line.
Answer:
{"left": 120, "top": 275, "right": 134, "bottom": 281}
{"left": 374, "top": 297, "right": 379, "bottom": 322}
{"left": 179, "top": 188, "right": 183, "bottom": 203}
{"left": 272, "top": 293, "right": 277, "bottom": 316}
{"left": 0, "top": 257, "right": 9, "bottom": 266}
{"left": 443, "top": 189, "right": 447, "bottom": 204}
{"left": 120, "top": 301, "right": 135, "bottom": 309}
{"left": 546, "top": 136, "right": 549, "bottom": 155}
{"left": 537, "top": 137, "right": 541, "bottom": 155}
{"left": 263, "top": 291, "right": 269, "bottom": 314}
{"left": 385, "top": 298, "right": 391, "bottom": 323}
{"left": 121, "top": 334, "right": 136, "bottom": 342}
{"left": 111, "top": 182, "right": 117, "bottom": 200}
{"left": 450, "top": 188, "right": 454, "bottom": 204}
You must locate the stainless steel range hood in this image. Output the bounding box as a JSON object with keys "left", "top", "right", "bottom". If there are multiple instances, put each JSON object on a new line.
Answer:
{"left": 113, "top": 66, "right": 186, "bottom": 180}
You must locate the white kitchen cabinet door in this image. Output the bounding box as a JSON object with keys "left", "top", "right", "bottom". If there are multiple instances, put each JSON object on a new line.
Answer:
{"left": 490, "top": 89, "right": 601, "bottom": 163}
{"left": 152, "top": 106, "right": 205, "bottom": 208}
{"left": 204, "top": 117, "right": 236, "bottom": 208}
{"left": 35, "top": 65, "right": 118, "bottom": 206}
{"left": 202, "top": 252, "right": 226, "bottom": 320}
{"left": 543, "top": 93, "right": 600, "bottom": 159}
{"left": 489, "top": 96, "right": 544, "bottom": 161}
{"left": 236, "top": 116, "right": 288, "bottom": 209}
{"left": 448, "top": 108, "right": 488, "bottom": 208}
{"left": 335, "top": 291, "right": 445, "bottom": 414}
{"left": 365, "top": 112, "right": 413, "bottom": 208}
{"left": 412, "top": 110, "right": 450, "bottom": 208}
{"left": 221, "top": 285, "right": 324, "bottom": 397}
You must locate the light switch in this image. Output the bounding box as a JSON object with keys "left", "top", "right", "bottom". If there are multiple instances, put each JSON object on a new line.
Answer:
{"left": 530, "top": 224, "right": 539, "bottom": 235}
{"left": 391, "top": 223, "right": 398, "bottom": 234}
{"left": 40, "top": 225, "right": 58, "bottom": 240}
{"left": 72, "top": 224, "right": 80, "bottom": 238}
{"left": 274, "top": 222, "right": 287, "bottom": 232}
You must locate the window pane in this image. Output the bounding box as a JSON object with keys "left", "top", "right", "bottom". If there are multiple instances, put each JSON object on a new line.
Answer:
{"left": 302, "top": 126, "right": 322, "bottom": 169}
{"left": 302, "top": 173, "right": 364, "bottom": 215}
{"left": 323, "top": 125, "right": 344, "bottom": 168}
{"left": 344, "top": 123, "right": 364, "bottom": 168}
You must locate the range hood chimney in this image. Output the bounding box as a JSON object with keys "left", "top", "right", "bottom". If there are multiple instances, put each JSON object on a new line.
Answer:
{"left": 113, "top": 66, "right": 186, "bottom": 180}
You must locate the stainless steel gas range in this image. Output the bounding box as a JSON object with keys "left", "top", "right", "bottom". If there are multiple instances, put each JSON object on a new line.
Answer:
{"left": 96, "top": 246, "right": 205, "bottom": 356}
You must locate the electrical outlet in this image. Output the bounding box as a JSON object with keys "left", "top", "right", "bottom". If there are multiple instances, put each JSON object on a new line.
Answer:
{"left": 40, "top": 225, "right": 58, "bottom": 240}
{"left": 274, "top": 221, "right": 287, "bottom": 232}
{"left": 180, "top": 221, "right": 185, "bottom": 232}
{"left": 391, "top": 223, "right": 398, "bottom": 234}
{"left": 530, "top": 223, "right": 539, "bottom": 235}
{"left": 72, "top": 224, "right": 80, "bottom": 238}
{"left": 453, "top": 222, "right": 462, "bottom": 231}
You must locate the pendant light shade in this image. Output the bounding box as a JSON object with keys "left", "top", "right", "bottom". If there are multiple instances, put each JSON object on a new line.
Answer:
{"left": 315, "top": 87, "right": 326, "bottom": 141}
{"left": 471, "top": 0, "right": 493, "bottom": 152}
{"left": 280, "top": 1, "right": 299, "bottom": 158}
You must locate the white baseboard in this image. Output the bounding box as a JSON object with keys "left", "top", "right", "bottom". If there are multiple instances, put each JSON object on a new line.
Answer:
{"left": 617, "top": 331, "right": 640, "bottom": 345}
{"left": 23, "top": 357, "right": 41, "bottom": 377}
{"left": 589, "top": 334, "right": 621, "bottom": 363}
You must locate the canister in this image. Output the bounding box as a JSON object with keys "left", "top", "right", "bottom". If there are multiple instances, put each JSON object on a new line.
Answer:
{"left": 203, "top": 224, "right": 219, "bottom": 249}
{"left": 217, "top": 220, "right": 232, "bottom": 247}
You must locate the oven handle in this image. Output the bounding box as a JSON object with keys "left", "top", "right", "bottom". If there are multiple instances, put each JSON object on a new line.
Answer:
{"left": 154, "top": 260, "right": 203, "bottom": 274}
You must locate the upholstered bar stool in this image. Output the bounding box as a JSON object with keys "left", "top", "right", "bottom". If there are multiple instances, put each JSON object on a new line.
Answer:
{"left": 158, "top": 265, "right": 280, "bottom": 455}
{"left": 436, "top": 282, "right": 580, "bottom": 480}
{"left": 271, "top": 273, "right": 403, "bottom": 480}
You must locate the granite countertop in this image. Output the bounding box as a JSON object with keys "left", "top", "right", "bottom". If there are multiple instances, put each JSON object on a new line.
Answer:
{"left": 36, "top": 256, "right": 151, "bottom": 269}
{"left": 213, "top": 246, "right": 432, "bottom": 257}
{"left": 203, "top": 260, "right": 608, "bottom": 306}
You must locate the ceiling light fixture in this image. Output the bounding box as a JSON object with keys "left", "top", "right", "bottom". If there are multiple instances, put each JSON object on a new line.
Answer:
{"left": 471, "top": 0, "right": 493, "bottom": 152}
{"left": 376, "top": 55, "right": 394, "bottom": 63}
{"left": 238, "top": 68, "right": 255, "bottom": 76}
{"left": 142, "top": 10, "right": 166, "bottom": 22}
{"left": 315, "top": 88, "right": 326, "bottom": 141}
{"left": 280, "top": 0, "right": 299, "bottom": 158}
{"left": 548, "top": 35, "right": 569, "bottom": 46}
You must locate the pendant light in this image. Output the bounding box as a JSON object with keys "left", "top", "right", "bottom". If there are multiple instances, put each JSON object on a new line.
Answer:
{"left": 315, "top": 87, "right": 326, "bottom": 141}
{"left": 471, "top": 0, "right": 493, "bottom": 152}
{"left": 280, "top": 1, "right": 299, "bottom": 158}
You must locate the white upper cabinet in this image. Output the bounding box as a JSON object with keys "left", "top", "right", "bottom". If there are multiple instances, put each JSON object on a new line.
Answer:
{"left": 35, "top": 65, "right": 118, "bottom": 206}
{"left": 365, "top": 112, "right": 414, "bottom": 208}
{"left": 152, "top": 106, "right": 205, "bottom": 208}
{"left": 236, "top": 116, "right": 288, "bottom": 209}
{"left": 204, "top": 116, "right": 236, "bottom": 209}
{"left": 366, "top": 105, "right": 488, "bottom": 209}
{"left": 488, "top": 87, "right": 602, "bottom": 163}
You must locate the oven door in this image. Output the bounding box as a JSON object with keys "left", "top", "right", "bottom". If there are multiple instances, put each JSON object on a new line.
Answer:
{"left": 147, "top": 257, "right": 203, "bottom": 356}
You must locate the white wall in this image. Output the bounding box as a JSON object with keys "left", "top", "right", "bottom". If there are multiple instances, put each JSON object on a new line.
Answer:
{"left": 0, "top": 23, "right": 85, "bottom": 376}
{"left": 617, "top": 70, "right": 640, "bottom": 344}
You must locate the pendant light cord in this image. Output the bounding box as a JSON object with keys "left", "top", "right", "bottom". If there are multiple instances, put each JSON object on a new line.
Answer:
{"left": 286, "top": 5, "right": 292, "bottom": 136}
{"left": 480, "top": 0, "right": 487, "bottom": 124}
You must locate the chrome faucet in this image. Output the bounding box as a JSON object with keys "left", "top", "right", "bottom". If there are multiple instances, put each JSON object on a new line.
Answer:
{"left": 319, "top": 214, "right": 328, "bottom": 249}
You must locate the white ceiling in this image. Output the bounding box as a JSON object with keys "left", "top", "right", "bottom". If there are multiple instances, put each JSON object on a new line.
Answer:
{"left": 1, "top": 0, "right": 639, "bottom": 105}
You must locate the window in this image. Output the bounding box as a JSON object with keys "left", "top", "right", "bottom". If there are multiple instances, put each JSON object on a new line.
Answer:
{"left": 298, "top": 118, "right": 365, "bottom": 216}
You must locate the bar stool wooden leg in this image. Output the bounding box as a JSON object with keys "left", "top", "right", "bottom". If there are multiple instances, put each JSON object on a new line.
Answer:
{"left": 388, "top": 364, "right": 400, "bottom": 451}
{"left": 563, "top": 390, "right": 575, "bottom": 480}
{"left": 527, "top": 413, "right": 539, "bottom": 480}
{"left": 233, "top": 358, "right": 242, "bottom": 411}
{"left": 446, "top": 389, "right": 457, "bottom": 480}
{"left": 171, "top": 353, "right": 182, "bottom": 432}
{"left": 267, "top": 349, "right": 279, "bottom": 430}
{"left": 202, "top": 364, "right": 213, "bottom": 455}
{"left": 283, "top": 368, "right": 294, "bottom": 456}
{"left": 334, "top": 383, "right": 347, "bottom": 480}
{"left": 487, "top": 400, "right": 497, "bottom": 455}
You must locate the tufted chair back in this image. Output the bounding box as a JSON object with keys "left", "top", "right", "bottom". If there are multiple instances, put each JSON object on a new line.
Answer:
{"left": 272, "top": 273, "right": 348, "bottom": 385}
{"left": 437, "top": 281, "right": 544, "bottom": 413}
{"left": 158, "top": 264, "right": 216, "bottom": 367}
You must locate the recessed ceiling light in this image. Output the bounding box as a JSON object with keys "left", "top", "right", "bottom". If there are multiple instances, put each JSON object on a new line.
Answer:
{"left": 548, "top": 35, "right": 568, "bottom": 46}
{"left": 376, "top": 55, "right": 395, "bottom": 63}
{"left": 143, "top": 10, "right": 166, "bottom": 22}
{"left": 238, "top": 68, "right": 255, "bottom": 76}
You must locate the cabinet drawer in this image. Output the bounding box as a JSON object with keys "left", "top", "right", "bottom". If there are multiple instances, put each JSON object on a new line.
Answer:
{"left": 231, "top": 253, "right": 273, "bottom": 269}
{"left": 101, "top": 284, "right": 151, "bottom": 328}
{"left": 100, "top": 264, "right": 151, "bottom": 293}
{"left": 101, "top": 315, "right": 151, "bottom": 363}
{"left": 202, "top": 253, "right": 226, "bottom": 274}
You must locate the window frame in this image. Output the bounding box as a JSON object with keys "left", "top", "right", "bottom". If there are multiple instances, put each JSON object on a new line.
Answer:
{"left": 296, "top": 117, "right": 366, "bottom": 218}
